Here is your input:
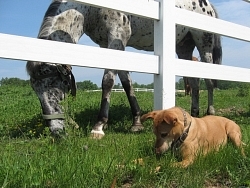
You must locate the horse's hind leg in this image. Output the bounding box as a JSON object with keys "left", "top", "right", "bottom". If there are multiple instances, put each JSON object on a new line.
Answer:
{"left": 118, "top": 71, "right": 144, "bottom": 132}
{"left": 176, "top": 33, "right": 200, "bottom": 116}
{"left": 192, "top": 31, "right": 215, "bottom": 115}
{"left": 204, "top": 79, "right": 215, "bottom": 115}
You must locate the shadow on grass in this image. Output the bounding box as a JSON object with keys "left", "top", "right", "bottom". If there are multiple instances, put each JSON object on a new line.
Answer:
{"left": 74, "top": 103, "right": 152, "bottom": 135}
{"left": 6, "top": 103, "right": 149, "bottom": 138}
{"left": 8, "top": 104, "right": 249, "bottom": 139}
{"left": 6, "top": 114, "right": 47, "bottom": 138}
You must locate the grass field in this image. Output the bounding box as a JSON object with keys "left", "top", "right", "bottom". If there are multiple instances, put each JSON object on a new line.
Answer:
{"left": 0, "top": 85, "right": 250, "bottom": 187}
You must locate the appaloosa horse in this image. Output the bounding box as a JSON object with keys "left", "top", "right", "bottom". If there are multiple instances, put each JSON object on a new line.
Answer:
{"left": 26, "top": 0, "right": 222, "bottom": 138}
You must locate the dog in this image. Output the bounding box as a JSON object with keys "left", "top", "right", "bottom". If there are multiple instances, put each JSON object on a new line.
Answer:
{"left": 141, "top": 107, "right": 245, "bottom": 167}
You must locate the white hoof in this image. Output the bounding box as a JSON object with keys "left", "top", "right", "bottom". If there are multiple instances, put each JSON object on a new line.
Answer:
{"left": 90, "top": 130, "right": 105, "bottom": 139}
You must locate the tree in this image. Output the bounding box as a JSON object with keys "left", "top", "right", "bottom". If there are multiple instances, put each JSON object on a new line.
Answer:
{"left": 113, "top": 83, "right": 123, "bottom": 89}
{"left": 0, "top": 77, "right": 30, "bottom": 86}
{"left": 176, "top": 78, "right": 185, "bottom": 90}
{"left": 146, "top": 83, "right": 154, "bottom": 89}
{"left": 236, "top": 83, "right": 250, "bottom": 97}
{"left": 76, "top": 80, "right": 99, "bottom": 90}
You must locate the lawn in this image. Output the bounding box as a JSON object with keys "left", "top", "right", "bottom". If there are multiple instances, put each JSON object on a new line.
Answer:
{"left": 0, "top": 85, "right": 249, "bottom": 187}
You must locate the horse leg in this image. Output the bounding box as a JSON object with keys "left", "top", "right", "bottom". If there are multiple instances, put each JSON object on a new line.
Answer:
{"left": 90, "top": 11, "right": 132, "bottom": 138}
{"left": 192, "top": 31, "right": 215, "bottom": 115}
{"left": 90, "top": 38, "right": 125, "bottom": 139}
{"left": 187, "top": 78, "right": 200, "bottom": 116}
{"left": 204, "top": 79, "right": 215, "bottom": 115}
{"left": 90, "top": 69, "right": 117, "bottom": 139}
{"left": 118, "top": 71, "right": 144, "bottom": 132}
{"left": 176, "top": 32, "right": 200, "bottom": 116}
{"left": 90, "top": 38, "right": 123, "bottom": 139}
{"left": 183, "top": 77, "right": 189, "bottom": 96}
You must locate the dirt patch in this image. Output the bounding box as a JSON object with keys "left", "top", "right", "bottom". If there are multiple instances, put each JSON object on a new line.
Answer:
{"left": 216, "top": 107, "right": 245, "bottom": 116}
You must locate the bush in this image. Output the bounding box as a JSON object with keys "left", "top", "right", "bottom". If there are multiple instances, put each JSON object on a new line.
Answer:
{"left": 236, "top": 85, "right": 249, "bottom": 97}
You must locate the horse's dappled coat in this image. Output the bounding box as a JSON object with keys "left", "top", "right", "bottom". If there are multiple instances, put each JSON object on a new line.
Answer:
{"left": 26, "top": 0, "right": 222, "bottom": 138}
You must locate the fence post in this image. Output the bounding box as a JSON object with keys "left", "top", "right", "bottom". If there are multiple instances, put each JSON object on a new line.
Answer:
{"left": 154, "top": 0, "right": 176, "bottom": 110}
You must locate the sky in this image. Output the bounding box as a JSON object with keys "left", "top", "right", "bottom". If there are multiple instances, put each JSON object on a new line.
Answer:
{"left": 0, "top": 0, "right": 250, "bottom": 87}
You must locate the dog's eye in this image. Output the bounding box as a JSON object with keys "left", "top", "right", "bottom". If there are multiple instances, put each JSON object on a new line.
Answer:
{"left": 161, "top": 133, "right": 168, "bottom": 138}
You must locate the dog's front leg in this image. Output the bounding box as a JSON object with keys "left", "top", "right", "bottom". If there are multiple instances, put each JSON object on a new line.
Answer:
{"left": 172, "top": 158, "right": 193, "bottom": 168}
{"left": 172, "top": 148, "right": 195, "bottom": 168}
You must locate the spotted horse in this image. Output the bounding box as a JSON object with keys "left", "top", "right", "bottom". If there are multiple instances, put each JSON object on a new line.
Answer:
{"left": 26, "top": 0, "right": 222, "bottom": 138}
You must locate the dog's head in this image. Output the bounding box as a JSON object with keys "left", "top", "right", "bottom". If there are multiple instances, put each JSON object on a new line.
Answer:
{"left": 141, "top": 107, "right": 188, "bottom": 154}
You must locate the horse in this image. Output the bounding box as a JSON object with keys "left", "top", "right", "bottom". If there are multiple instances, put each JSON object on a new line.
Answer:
{"left": 26, "top": 0, "right": 222, "bottom": 138}
{"left": 183, "top": 56, "right": 219, "bottom": 96}
{"left": 183, "top": 56, "right": 199, "bottom": 96}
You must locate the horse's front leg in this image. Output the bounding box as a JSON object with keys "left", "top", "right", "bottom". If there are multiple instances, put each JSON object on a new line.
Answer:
{"left": 90, "top": 38, "right": 128, "bottom": 139}
{"left": 118, "top": 71, "right": 144, "bottom": 132}
{"left": 188, "top": 77, "right": 200, "bottom": 117}
{"left": 90, "top": 13, "right": 132, "bottom": 138}
{"left": 90, "top": 69, "right": 117, "bottom": 139}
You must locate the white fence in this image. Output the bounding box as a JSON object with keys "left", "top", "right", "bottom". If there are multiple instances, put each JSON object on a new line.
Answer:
{"left": 86, "top": 88, "right": 186, "bottom": 93}
{"left": 1, "top": 0, "right": 250, "bottom": 110}
{"left": 86, "top": 88, "right": 155, "bottom": 92}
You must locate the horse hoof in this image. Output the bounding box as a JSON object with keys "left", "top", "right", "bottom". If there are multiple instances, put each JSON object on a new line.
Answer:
{"left": 90, "top": 130, "right": 105, "bottom": 139}
{"left": 50, "top": 129, "right": 67, "bottom": 143}
{"left": 131, "top": 124, "right": 144, "bottom": 132}
{"left": 207, "top": 106, "right": 215, "bottom": 115}
{"left": 191, "top": 109, "right": 199, "bottom": 117}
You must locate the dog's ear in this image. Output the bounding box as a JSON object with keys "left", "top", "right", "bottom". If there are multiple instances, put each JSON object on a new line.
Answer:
{"left": 141, "top": 111, "right": 160, "bottom": 122}
{"left": 163, "top": 111, "right": 178, "bottom": 125}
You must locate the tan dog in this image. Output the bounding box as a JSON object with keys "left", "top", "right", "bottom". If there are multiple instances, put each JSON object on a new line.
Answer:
{"left": 141, "top": 107, "right": 245, "bottom": 167}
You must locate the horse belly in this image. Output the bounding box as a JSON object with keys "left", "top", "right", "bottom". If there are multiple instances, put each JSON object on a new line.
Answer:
{"left": 127, "top": 16, "right": 154, "bottom": 51}
{"left": 127, "top": 16, "right": 190, "bottom": 51}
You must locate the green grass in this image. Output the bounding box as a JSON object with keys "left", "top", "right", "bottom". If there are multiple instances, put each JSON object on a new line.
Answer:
{"left": 0, "top": 85, "right": 250, "bottom": 187}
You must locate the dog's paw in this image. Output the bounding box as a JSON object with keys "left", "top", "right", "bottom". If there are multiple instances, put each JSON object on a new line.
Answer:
{"left": 171, "top": 161, "right": 191, "bottom": 168}
{"left": 171, "top": 162, "right": 183, "bottom": 168}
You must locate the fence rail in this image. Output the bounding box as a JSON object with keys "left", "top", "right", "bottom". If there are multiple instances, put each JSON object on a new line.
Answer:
{"left": 0, "top": 33, "right": 158, "bottom": 74}
{"left": 86, "top": 88, "right": 155, "bottom": 92}
{"left": 68, "top": 0, "right": 159, "bottom": 19}
{"left": 86, "top": 88, "right": 188, "bottom": 93}
{"left": 0, "top": 0, "right": 250, "bottom": 110}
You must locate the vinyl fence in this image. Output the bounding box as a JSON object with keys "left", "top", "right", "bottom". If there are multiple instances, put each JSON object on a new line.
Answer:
{"left": 0, "top": 0, "right": 250, "bottom": 110}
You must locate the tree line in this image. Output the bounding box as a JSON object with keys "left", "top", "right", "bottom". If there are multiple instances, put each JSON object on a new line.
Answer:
{"left": 1, "top": 77, "right": 250, "bottom": 91}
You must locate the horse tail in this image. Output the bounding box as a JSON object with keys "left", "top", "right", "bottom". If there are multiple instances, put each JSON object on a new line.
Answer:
{"left": 212, "top": 34, "right": 222, "bottom": 88}
{"left": 213, "top": 33, "right": 222, "bottom": 66}
{"left": 211, "top": 4, "right": 222, "bottom": 88}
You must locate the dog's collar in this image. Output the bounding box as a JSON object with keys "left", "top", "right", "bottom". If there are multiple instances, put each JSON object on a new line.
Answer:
{"left": 171, "top": 108, "right": 192, "bottom": 150}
